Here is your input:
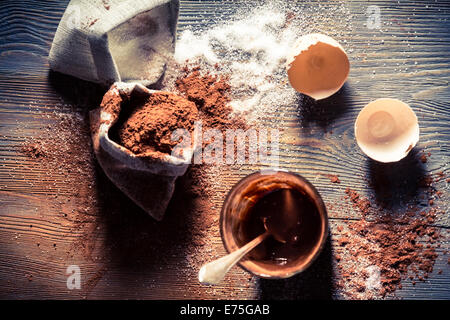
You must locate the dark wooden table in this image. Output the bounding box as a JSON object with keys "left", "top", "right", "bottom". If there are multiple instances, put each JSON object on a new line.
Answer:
{"left": 0, "top": 0, "right": 448, "bottom": 299}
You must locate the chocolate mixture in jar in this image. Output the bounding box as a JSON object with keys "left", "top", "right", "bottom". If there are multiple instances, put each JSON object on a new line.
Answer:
{"left": 240, "top": 188, "right": 322, "bottom": 266}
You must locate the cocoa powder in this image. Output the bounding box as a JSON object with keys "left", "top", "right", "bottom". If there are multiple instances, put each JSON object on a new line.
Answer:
{"left": 344, "top": 187, "right": 371, "bottom": 215}
{"left": 117, "top": 92, "right": 198, "bottom": 155}
{"left": 328, "top": 174, "right": 341, "bottom": 184}
{"left": 18, "top": 111, "right": 101, "bottom": 270}
{"left": 334, "top": 163, "right": 445, "bottom": 299}
{"left": 175, "top": 66, "right": 247, "bottom": 132}
{"left": 21, "top": 143, "right": 45, "bottom": 159}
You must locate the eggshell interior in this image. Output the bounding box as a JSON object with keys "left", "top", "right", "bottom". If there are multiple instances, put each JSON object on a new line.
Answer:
{"left": 355, "top": 98, "right": 419, "bottom": 163}
{"left": 287, "top": 34, "right": 350, "bottom": 100}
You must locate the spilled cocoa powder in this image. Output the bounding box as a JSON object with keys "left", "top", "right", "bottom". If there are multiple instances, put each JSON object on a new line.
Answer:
{"left": 344, "top": 187, "right": 371, "bottom": 216}
{"left": 175, "top": 66, "right": 247, "bottom": 133}
{"left": 173, "top": 66, "right": 250, "bottom": 165}
{"left": 117, "top": 92, "right": 198, "bottom": 154}
{"left": 328, "top": 174, "right": 341, "bottom": 184}
{"left": 336, "top": 206, "right": 440, "bottom": 298}
{"left": 419, "top": 151, "right": 431, "bottom": 164}
{"left": 333, "top": 164, "right": 446, "bottom": 299}
{"left": 21, "top": 143, "right": 45, "bottom": 159}
{"left": 318, "top": 172, "right": 341, "bottom": 184}
{"left": 17, "top": 111, "right": 107, "bottom": 297}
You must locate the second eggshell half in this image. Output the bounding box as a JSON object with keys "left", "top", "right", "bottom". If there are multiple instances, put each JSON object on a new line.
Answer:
{"left": 287, "top": 33, "right": 350, "bottom": 100}
{"left": 355, "top": 98, "right": 420, "bottom": 163}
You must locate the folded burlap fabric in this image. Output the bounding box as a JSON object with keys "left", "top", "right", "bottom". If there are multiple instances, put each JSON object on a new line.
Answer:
{"left": 49, "top": 0, "right": 179, "bottom": 86}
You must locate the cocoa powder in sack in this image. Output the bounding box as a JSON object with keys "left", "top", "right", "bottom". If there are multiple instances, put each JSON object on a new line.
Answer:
{"left": 90, "top": 83, "right": 198, "bottom": 220}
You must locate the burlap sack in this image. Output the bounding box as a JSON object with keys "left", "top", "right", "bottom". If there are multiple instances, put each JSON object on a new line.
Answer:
{"left": 49, "top": 0, "right": 179, "bottom": 86}
{"left": 90, "top": 82, "right": 196, "bottom": 220}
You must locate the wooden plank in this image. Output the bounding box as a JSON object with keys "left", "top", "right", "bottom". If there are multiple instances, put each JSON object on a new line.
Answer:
{"left": 0, "top": 0, "right": 448, "bottom": 299}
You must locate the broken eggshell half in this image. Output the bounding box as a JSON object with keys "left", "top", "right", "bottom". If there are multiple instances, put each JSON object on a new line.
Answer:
{"left": 286, "top": 33, "right": 350, "bottom": 100}
{"left": 355, "top": 98, "right": 420, "bottom": 163}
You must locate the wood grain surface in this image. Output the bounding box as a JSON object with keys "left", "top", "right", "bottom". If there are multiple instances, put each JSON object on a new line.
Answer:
{"left": 0, "top": 0, "right": 449, "bottom": 299}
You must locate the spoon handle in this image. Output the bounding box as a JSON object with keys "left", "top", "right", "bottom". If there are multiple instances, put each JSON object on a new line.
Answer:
{"left": 198, "top": 232, "right": 269, "bottom": 285}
